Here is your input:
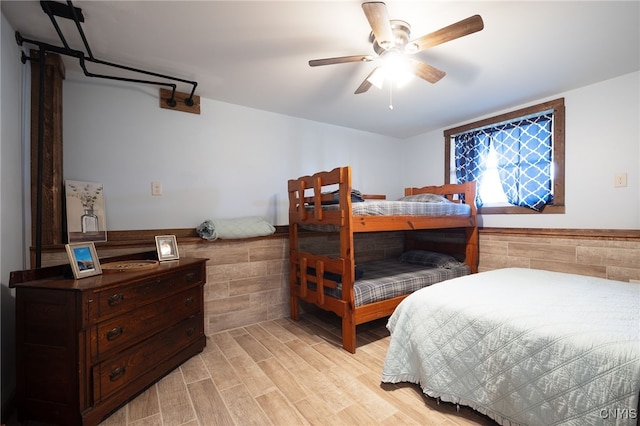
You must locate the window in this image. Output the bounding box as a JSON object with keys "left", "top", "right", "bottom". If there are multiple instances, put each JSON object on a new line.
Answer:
{"left": 444, "top": 98, "right": 565, "bottom": 214}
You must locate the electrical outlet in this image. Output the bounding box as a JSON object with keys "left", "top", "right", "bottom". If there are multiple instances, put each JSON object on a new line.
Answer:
{"left": 151, "top": 181, "right": 163, "bottom": 196}
{"left": 614, "top": 173, "right": 627, "bottom": 188}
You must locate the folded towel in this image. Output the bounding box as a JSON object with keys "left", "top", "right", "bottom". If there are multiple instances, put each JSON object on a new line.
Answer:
{"left": 196, "top": 216, "right": 275, "bottom": 241}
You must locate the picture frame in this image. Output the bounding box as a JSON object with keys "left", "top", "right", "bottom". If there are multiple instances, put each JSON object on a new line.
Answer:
{"left": 65, "top": 180, "right": 107, "bottom": 243}
{"left": 155, "top": 235, "right": 179, "bottom": 261}
{"left": 65, "top": 242, "right": 102, "bottom": 279}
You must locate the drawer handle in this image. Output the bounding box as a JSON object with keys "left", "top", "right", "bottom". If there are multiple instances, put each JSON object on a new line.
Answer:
{"left": 187, "top": 327, "right": 195, "bottom": 336}
{"left": 186, "top": 272, "right": 196, "bottom": 282}
{"left": 184, "top": 297, "right": 194, "bottom": 306}
{"left": 107, "top": 293, "right": 125, "bottom": 306}
{"left": 106, "top": 327, "right": 124, "bottom": 341}
{"left": 109, "top": 366, "right": 126, "bottom": 382}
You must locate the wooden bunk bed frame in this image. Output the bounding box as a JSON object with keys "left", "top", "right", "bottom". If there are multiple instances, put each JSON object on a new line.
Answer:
{"left": 288, "top": 166, "right": 478, "bottom": 353}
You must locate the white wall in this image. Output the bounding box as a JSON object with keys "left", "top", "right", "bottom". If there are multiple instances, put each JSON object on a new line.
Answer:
{"left": 63, "top": 76, "right": 402, "bottom": 230}
{"left": 402, "top": 71, "right": 640, "bottom": 229}
{"left": 1, "top": 11, "right": 26, "bottom": 413}
{"left": 62, "top": 71, "right": 640, "bottom": 232}
{"left": 64, "top": 71, "right": 640, "bottom": 231}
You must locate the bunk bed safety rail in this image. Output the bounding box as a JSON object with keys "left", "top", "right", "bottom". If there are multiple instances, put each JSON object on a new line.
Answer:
{"left": 404, "top": 181, "right": 477, "bottom": 216}
{"left": 287, "top": 167, "right": 350, "bottom": 227}
{"left": 291, "top": 252, "right": 351, "bottom": 306}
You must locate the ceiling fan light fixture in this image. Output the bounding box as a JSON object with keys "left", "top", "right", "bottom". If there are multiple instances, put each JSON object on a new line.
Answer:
{"left": 382, "top": 51, "right": 413, "bottom": 87}
{"left": 309, "top": 2, "right": 484, "bottom": 96}
{"left": 366, "top": 64, "right": 413, "bottom": 90}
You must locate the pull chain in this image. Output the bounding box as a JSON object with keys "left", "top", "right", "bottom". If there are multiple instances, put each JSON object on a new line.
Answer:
{"left": 389, "top": 84, "right": 394, "bottom": 110}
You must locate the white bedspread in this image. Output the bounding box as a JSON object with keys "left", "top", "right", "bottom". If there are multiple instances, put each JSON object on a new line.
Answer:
{"left": 381, "top": 268, "right": 640, "bottom": 426}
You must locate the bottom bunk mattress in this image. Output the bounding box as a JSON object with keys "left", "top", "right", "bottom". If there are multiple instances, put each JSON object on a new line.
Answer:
{"left": 321, "top": 256, "right": 471, "bottom": 307}
{"left": 381, "top": 268, "right": 640, "bottom": 426}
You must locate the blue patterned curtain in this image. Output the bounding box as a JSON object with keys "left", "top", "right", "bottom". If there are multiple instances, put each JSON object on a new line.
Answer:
{"left": 454, "top": 131, "right": 490, "bottom": 206}
{"left": 492, "top": 114, "right": 553, "bottom": 211}
{"left": 453, "top": 112, "right": 553, "bottom": 211}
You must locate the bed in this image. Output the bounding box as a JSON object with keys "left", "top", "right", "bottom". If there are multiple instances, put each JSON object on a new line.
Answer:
{"left": 288, "top": 166, "right": 478, "bottom": 353}
{"left": 381, "top": 268, "right": 640, "bottom": 425}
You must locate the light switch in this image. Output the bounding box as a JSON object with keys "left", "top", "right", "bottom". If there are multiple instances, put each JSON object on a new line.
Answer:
{"left": 151, "top": 181, "right": 163, "bottom": 195}
{"left": 614, "top": 173, "right": 627, "bottom": 188}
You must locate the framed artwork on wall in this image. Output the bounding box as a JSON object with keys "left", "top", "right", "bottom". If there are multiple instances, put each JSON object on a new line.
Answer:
{"left": 65, "top": 242, "right": 102, "bottom": 279}
{"left": 155, "top": 235, "right": 179, "bottom": 261}
{"left": 65, "top": 180, "right": 107, "bottom": 243}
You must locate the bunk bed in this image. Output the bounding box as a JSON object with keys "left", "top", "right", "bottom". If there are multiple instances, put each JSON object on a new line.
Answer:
{"left": 288, "top": 166, "right": 478, "bottom": 353}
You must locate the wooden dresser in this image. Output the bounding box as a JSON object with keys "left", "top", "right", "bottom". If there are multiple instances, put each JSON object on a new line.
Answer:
{"left": 9, "top": 252, "right": 208, "bottom": 426}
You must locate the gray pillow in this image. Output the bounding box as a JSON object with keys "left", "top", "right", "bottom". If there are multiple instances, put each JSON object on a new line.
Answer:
{"left": 399, "top": 250, "right": 462, "bottom": 269}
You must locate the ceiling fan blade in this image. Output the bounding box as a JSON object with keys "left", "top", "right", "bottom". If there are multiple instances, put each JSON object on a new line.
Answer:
{"left": 355, "top": 68, "right": 380, "bottom": 94}
{"left": 410, "top": 14, "right": 484, "bottom": 51}
{"left": 309, "top": 55, "right": 373, "bottom": 67}
{"left": 406, "top": 58, "right": 446, "bottom": 84}
{"left": 362, "top": 2, "right": 393, "bottom": 48}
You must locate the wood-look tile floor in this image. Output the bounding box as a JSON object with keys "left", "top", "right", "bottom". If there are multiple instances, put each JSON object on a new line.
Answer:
{"left": 11, "top": 313, "right": 498, "bottom": 426}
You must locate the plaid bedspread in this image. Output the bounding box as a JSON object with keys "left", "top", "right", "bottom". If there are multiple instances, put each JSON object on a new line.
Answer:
{"left": 317, "top": 258, "right": 471, "bottom": 307}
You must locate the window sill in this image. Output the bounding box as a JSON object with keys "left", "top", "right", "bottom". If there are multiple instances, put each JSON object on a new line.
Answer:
{"left": 478, "top": 204, "right": 565, "bottom": 215}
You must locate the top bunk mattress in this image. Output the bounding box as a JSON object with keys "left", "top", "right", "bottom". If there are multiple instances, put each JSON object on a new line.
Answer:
{"left": 322, "top": 200, "right": 471, "bottom": 217}
{"left": 300, "top": 200, "right": 472, "bottom": 232}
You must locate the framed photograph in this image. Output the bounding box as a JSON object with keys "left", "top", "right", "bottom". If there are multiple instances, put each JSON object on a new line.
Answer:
{"left": 65, "top": 180, "right": 107, "bottom": 243}
{"left": 65, "top": 242, "right": 102, "bottom": 279}
{"left": 155, "top": 235, "right": 179, "bottom": 261}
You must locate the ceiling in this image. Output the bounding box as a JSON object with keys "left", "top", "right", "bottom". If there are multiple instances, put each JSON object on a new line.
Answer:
{"left": 2, "top": 1, "right": 639, "bottom": 139}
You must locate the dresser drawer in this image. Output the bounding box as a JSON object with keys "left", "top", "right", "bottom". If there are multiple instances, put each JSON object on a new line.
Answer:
{"left": 95, "top": 286, "right": 201, "bottom": 360}
{"left": 93, "top": 312, "right": 203, "bottom": 402}
{"left": 93, "top": 266, "right": 203, "bottom": 321}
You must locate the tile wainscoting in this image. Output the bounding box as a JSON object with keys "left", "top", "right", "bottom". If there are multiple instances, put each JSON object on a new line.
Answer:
{"left": 181, "top": 237, "right": 290, "bottom": 336}
{"left": 180, "top": 228, "right": 640, "bottom": 336}
{"left": 479, "top": 228, "right": 640, "bottom": 282}
{"left": 35, "top": 228, "right": 639, "bottom": 339}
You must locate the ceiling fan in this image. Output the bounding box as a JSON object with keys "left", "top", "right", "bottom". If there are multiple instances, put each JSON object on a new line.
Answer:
{"left": 309, "top": 2, "right": 484, "bottom": 94}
